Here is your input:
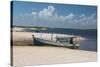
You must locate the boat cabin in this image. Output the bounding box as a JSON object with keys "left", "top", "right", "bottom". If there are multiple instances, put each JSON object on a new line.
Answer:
{"left": 56, "top": 37, "right": 79, "bottom": 44}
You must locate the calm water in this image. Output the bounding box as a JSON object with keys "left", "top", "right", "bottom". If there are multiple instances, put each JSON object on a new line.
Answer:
{"left": 80, "top": 39, "right": 97, "bottom": 51}
{"left": 25, "top": 28, "right": 97, "bottom": 52}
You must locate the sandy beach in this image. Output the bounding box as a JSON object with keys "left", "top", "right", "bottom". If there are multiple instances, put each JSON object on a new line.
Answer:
{"left": 11, "top": 29, "right": 97, "bottom": 66}
{"left": 12, "top": 31, "right": 33, "bottom": 46}
{"left": 12, "top": 46, "right": 97, "bottom": 66}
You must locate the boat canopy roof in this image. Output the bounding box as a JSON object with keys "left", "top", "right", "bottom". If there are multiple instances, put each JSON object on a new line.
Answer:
{"left": 56, "top": 36, "right": 77, "bottom": 39}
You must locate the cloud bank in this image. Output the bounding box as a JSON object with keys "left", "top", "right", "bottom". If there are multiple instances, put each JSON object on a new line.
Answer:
{"left": 14, "top": 5, "right": 97, "bottom": 29}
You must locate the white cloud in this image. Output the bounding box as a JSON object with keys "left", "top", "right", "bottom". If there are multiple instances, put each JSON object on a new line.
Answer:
{"left": 73, "top": 14, "right": 96, "bottom": 25}
{"left": 14, "top": 5, "right": 97, "bottom": 29}
{"left": 38, "top": 5, "right": 55, "bottom": 18}
{"left": 32, "top": 12, "right": 37, "bottom": 16}
{"left": 31, "top": 6, "right": 75, "bottom": 22}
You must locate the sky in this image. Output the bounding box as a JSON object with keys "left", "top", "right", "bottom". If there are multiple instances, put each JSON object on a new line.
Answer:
{"left": 12, "top": 1, "right": 97, "bottom": 29}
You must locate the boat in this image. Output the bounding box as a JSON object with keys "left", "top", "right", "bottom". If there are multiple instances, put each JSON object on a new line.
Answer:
{"left": 32, "top": 33, "right": 80, "bottom": 49}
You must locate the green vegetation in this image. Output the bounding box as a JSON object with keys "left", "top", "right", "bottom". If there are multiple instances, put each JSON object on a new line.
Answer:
{"left": 13, "top": 25, "right": 49, "bottom": 29}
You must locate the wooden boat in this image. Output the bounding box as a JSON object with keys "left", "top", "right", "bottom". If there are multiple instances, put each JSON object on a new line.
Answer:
{"left": 32, "top": 34, "right": 80, "bottom": 49}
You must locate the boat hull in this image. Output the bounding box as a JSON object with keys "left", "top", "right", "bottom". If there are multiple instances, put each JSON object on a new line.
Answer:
{"left": 33, "top": 38, "right": 80, "bottom": 48}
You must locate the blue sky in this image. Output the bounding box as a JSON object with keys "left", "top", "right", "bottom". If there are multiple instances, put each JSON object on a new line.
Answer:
{"left": 12, "top": 1, "right": 97, "bottom": 29}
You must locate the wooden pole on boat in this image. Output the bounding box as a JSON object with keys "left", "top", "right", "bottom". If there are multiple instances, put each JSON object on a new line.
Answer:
{"left": 51, "top": 33, "right": 53, "bottom": 41}
{"left": 73, "top": 37, "right": 77, "bottom": 49}
{"left": 32, "top": 35, "right": 34, "bottom": 45}
{"left": 40, "top": 33, "right": 42, "bottom": 39}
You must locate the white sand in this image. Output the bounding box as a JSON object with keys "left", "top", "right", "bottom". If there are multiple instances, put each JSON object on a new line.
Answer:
{"left": 13, "top": 46, "right": 97, "bottom": 66}
{"left": 13, "top": 31, "right": 33, "bottom": 41}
